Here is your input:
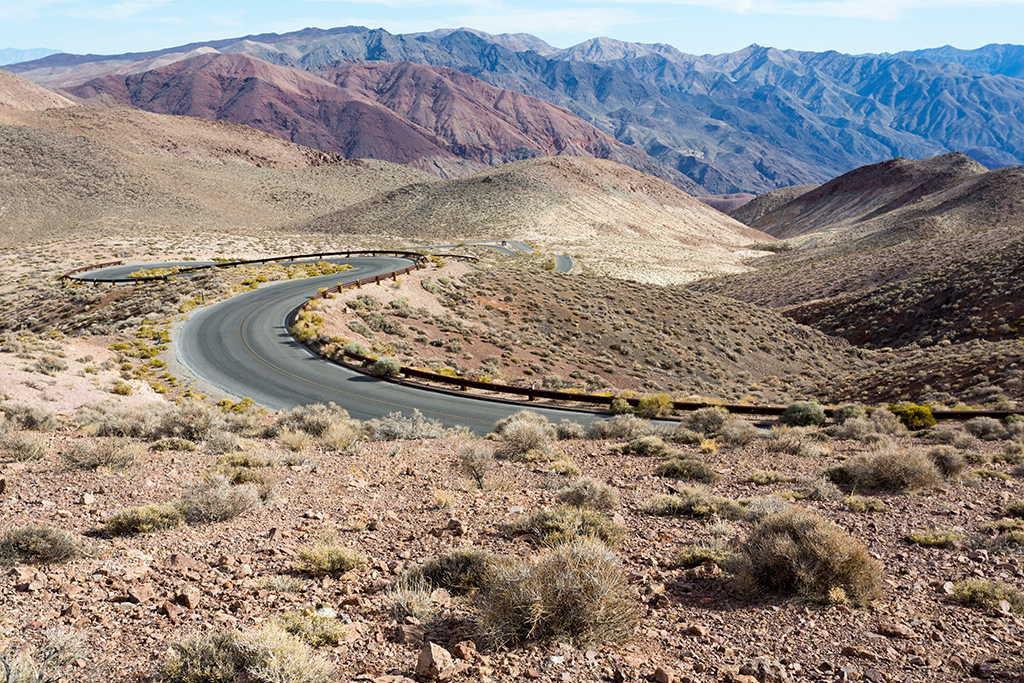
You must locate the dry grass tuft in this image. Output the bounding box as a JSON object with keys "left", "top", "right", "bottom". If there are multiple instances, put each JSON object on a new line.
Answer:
{"left": 556, "top": 477, "right": 619, "bottom": 510}
{"left": 478, "top": 537, "right": 639, "bottom": 647}
{"left": 640, "top": 487, "right": 745, "bottom": 520}
{"left": 511, "top": 506, "right": 625, "bottom": 547}
{"left": 102, "top": 503, "right": 184, "bottom": 536}
{"left": 294, "top": 543, "right": 367, "bottom": 575}
{"left": 953, "top": 580, "right": 1024, "bottom": 614}
{"left": 66, "top": 439, "right": 143, "bottom": 471}
{"left": 0, "top": 525, "right": 87, "bottom": 565}
{"left": 733, "top": 505, "right": 883, "bottom": 606}
{"left": 826, "top": 444, "right": 943, "bottom": 492}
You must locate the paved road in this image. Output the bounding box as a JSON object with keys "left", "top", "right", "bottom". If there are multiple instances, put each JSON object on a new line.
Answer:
{"left": 81, "top": 252, "right": 592, "bottom": 432}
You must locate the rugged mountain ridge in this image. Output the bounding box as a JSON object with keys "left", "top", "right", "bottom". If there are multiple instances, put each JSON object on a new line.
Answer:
{"left": 11, "top": 28, "right": 1024, "bottom": 193}
{"left": 64, "top": 53, "right": 698, "bottom": 189}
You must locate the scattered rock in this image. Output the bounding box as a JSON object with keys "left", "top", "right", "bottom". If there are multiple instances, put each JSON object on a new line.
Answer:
{"left": 654, "top": 665, "right": 674, "bottom": 683}
{"left": 452, "top": 640, "right": 476, "bottom": 660}
{"left": 127, "top": 583, "right": 157, "bottom": 604}
{"left": 175, "top": 588, "right": 201, "bottom": 610}
{"left": 415, "top": 642, "right": 455, "bottom": 680}
{"left": 395, "top": 623, "right": 426, "bottom": 645}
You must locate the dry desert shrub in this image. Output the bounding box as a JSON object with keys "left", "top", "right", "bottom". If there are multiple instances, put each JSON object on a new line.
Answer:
{"left": 278, "top": 428, "right": 310, "bottom": 452}
{"left": 1, "top": 432, "right": 47, "bottom": 462}
{"left": 826, "top": 444, "right": 943, "bottom": 492}
{"left": 478, "top": 537, "right": 639, "bottom": 647}
{"left": 927, "top": 424, "right": 976, "bottom": 449}
{"left": 868, "top": 409, "right": 908, "bottom": 436}
{"left": 655, "top": 453, "right": 719, "bottom": 483}
{"left": 458, "top": 444, "right": 495, "bottom": 489}
{"left": 365, "top": 410, "right": 447, "bottom": 441}
{"left": 276, "top": 609, "right": 350, "bottom": 648}
{"left": 555, "top": 419, "right": 586, "bottom": 440}
{"left": 833, "top": 403, "right": 867, "bottom": 424}
{"left": 733, "top": 505, "right": 883, "bottom": 606}
{"left": 761, "top": 426, "right": 823, "bottom": 457}
{"left": 178, "top": 474, "right": 261, "bottom": 524}
{"left": 556, "top": 477, "right": 619, "bottom": 511}
{"left": 953, "top": 579, "right": 1024, "bottom": 614}
{"left": 157, "top": 401, "right": 224, "bottom": 442}
{"left": 153, "top": 437, "right": 197, "bottom": 452}
{"left": 294, "top": 543, "right": 367, "bottom": 575}
{"left": 718, "top": 417, "right": 759, "bottom": 446}
{"left": 493, "top": 410, "right": 556, "bottom": 458}
{"left": 780, "top": 401, "right": 826, "bottom": 427}
{"left": 415, "top": 547, "right": 496, "bottom": 592}
{"left": 102, "top": 503, "right": 184, "bottom": 536}
{"left": 797, "top": 477, "right": 844, "bottom": 501}
{"left": 906, "top": 529, "right": 962, "bottom": 548}
{"left": 613, "top": 435, "right": 671, "bottom": 458}
{"left": 160, "top": 625, "right": 335, "bottom": 683}
{"left": 585, "top": 414, "right": 658, "bottom": 441}
{"left": 386, "top": 573, "right": 436, "bottom": 622}
{"left": 276, "top": 402, "right": 353, "bottom": 437}
{"left": 218, "top": 466, "right": 276, "bottom": 501}
{"left": 964, "top": 416, "right": 1008, "bottom": 441}
{"left": 0, "top": 628, "right": 86, "bottom": 683}
{"left": 511, "top": 506, "right": 625, "bottom": 547}
{"left": 0, "top": 525, "right": 87, "bottom": 565}
{"left": 926, "top": 445, "right": 966, "bottom": 478}
{"left": 845, "top": 495, "right": 889, "bottom": 513}
{"left": 683, "top": 407, "right": 729, "bottom": 436}
{"left": 676, "top": 542, "right": 734, "bottom": 569}
{"left": 218, "top": 450, "right": 279, "bottom": 468}
{"left": 641, "top": 487, "right": 745, "bottom": 520}
{"left": 749, "top": 470, "right": 795, "bottom": 486}
{"left": 66, "top": 439, "right": 143, "bottom": 471}
{"left": 0, "top": 402, "right": 56, "bottom": 432}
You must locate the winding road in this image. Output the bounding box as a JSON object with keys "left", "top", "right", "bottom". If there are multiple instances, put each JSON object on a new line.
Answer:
{"left": 83, "top": 252, "right": 593, "bottom": 433}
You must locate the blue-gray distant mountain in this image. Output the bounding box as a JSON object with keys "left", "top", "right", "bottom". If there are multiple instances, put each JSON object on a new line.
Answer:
{"left": 9, "top": 28, "right": 1024, "bottom": 193}
{"left": 0, "top": 48, "right": 60, "bottom": 66}
{"left": 899, "top": 44, "right": 1024, "bottom": 80}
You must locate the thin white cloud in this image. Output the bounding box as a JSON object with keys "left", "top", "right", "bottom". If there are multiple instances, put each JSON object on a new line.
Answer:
{"left": 594, "top": 0, "right": 1024, "bottom": 20}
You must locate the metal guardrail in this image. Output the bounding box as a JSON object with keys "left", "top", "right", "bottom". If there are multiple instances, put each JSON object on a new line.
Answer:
{"left": 60, "top": 250, "right": 483, "bottom": 285}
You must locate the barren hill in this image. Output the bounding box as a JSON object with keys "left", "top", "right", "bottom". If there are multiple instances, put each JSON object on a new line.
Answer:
{"left": 0, "top": 97, "right": 436, "bottom": 247}
{"left": 66, "top": 52, "right": 698, "bottom": 190}
{"left": 0, "top": 68, "right": 77, "bottom": 111}
{"left": 748, "top": 152, "right": 990, "bottom": 239}
{"left": 296, "top": 155, "right": 772, "bottom": 284}
{"left": 728, "top": 184, "right": 818, "bottom": 226}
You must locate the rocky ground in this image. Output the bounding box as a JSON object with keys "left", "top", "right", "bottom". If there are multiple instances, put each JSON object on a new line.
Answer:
{"left": 1, "top": 398, "right": 1024, "bottom": 682}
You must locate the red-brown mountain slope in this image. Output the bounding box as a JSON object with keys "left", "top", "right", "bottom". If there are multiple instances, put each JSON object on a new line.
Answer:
{"left": 0, "top": 69, "right": 77, "bottom": 112}
{"left": 69, "top": 52, "right": 698, "bottom": 189}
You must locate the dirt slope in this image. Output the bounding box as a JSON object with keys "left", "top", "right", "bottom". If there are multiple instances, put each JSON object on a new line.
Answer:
{"left": 296, "top": 155, "right": 774, "bottom": 283}
{"left": 0, "top": 69, "right": 77, "bottom": 111}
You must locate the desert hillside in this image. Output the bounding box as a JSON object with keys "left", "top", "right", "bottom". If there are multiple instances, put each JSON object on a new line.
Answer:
{"left": 297, "top": 155, "right": 772, "bottom": 284}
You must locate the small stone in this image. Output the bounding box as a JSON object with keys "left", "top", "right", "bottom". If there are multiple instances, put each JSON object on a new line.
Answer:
{"left": 841, "top": 645, "right": 879, "bottom": 662}
{"left": 176, "top": 588, "right": 201, "bottom": 610}
{"left": 446, "top": 518, "right": 467, "bottom": 536}
{"left": 0, "top": 478, "right": 6, "bottom": 494}
{"left": 863, "top": 669, "right": 886, "bottom": 683}
{"left": 875, "top": 621, "right": 914, "bottom": 638}
{"left": 78, "top": 493, "right": 96, "bottom": 505}
{"left": 16, "top": 570, "right": 47, "bottom": 592}
{"left": 524, "top": 669, "right": 542, "bottom": 680}
{"left": 161, "top": 553, "right": 197, "bottom": 571}
{"left": 127, "top": 583, "right": 157, "bottom": 604}
{"left": 160, "top": 600, "right": 183, "bottom": 621}
{"left": 452, "top": 640, "right": 476, "bottom": 660}
{"left": 654, "top": 666, "right": 674, "bottom": 683}
{"left": 268, "top": 527, "right": 283, "bottom": 542}
{"left": 685, "top": 624, "right": 707, "bottom": 636}
{"left": 415, "top": 642, "right": 455, "bottom": 680}
{"left": 837, "top": 666, "right": 860, "bottom": 680}
{"left": 396, "top": 623, "right": 426, "bottom": 645}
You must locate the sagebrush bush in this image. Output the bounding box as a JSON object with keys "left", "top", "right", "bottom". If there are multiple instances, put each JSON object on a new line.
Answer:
{"left": 493, "top": 411, "right": 556, "bottom": 458}
{"left": 365, "top": 410, "right": 447, "bottom": 440}
{"left": 586, "top": 414, "right": 657, "bottom": 440}
{"left": 478, "top": 537, "right": 638, "bottom": 647}
{"left": 640, "top": 487, "right": 745, "bottom": 520}
{"left": 369, "top": 357, "right": 402, "bottom": 378}
{"left": 798, "top": 477, "right": 843, "bottom": 501}
{"left": 655, "top": 454, "right": 718, "bottom": 483}
{"left": 459, "top": 444, "right": 495, "bottom": 488}
{"left": 906, "top": 529, "right": 962, "bottom": 548}
{"left": 555, "top": 419, "right": 586, "bottom": 440}
{"left": 845, "top": 495, "right": 889, "bottom": 513}
{"left": 160, "top": 625, "right": 335, "bottom": 683}
{"left": 0, "top": 525, "right": 86, "bottom": 565}
{"left": 926, "top": 445, "right": 966, "bottom": 478}
{"left": 556, "top": 477, "right": 619, "bottom": 511}
{"left": 66, "top": 439, "right": 142, "bottom": 471}
{"left": 0, "top": 629, "right": 84, "bottom": 683}
{"left": 78, "top": 402, "right": 160, "bottom": 438}
{"left": 718, "top": 418, "right": 758, "bottom": 446}
{"left": 781, "top": 401, "right": 826, "bottom": 427}
{"left": 684, "top": 407, "right": 729, "bottom": 436}
{"left": 733, "top": 506, "right": 883, "bottom": 606}
{"left": 158, "top": 401, "right": 223, "bottom": 442}
{"left": 953, "top": 580, "right": 1024, "bottom": 614}
{"left": 677, "top": 542, "right": 733, "bottom": 569}
{"left": 833, "top": 403, "right": 867, "bottom": 425}
{"left": 277, "top": 610, "right": 350, "bottom": 648}
{"left": 415, "top": 547, "right": 496, "bottom": 592}
{"left": 153, "top": 437, "right": 197, "bottom": 452}
{"left": 278, "top": 428, "right": 310, "bottom": 452}
{"left": 0, "top": 402, "right": 56, "bottom": 431}
{"left": 1, "top": 432, "right": 47, "bottom": 461}
{"left": 218, "top": 450, "right": 278, "bottom": 468}
{"left": 964, "top": 417, "right": 1008, "bottom": 441}
{"left": 178, "top": 474, "right": 260, "bottom": 524}
{"left": 219, "top": 466, "right": 276, "bottom": 501}
{"left": 635, "top": 393, "right": 673, "bottom": 418}
{"left": 749, "top": 470, "right": 794, "bottom": 486}
{"left": 294, "top": 543, "right": 367, "bottom": 574}
{"left": 386, "top": 573, "right": 436, "bottom": 622}
{"left": 870, "top": 409, "right": 908, "bottom": 436}
{"left": 277, "top": 403, "right": 353, "bottom": 437}
{"left": 826, "top": 445, "right": 943, "bottom": 492}
{"left": 761, "top": 426, "right": 821, "bottom": 457}
{"left": 102, "top": 503, "right": 184, "bottom": 536}
{"left": 511, "top": 506, "right": 625, "bottom": 547}
{"left": 613, "top": 436, "right": 670, "bottom": 458}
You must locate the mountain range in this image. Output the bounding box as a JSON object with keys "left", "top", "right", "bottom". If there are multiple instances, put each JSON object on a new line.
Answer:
{"left": 7, "top": 28, "right": 1024, "bottom": 194}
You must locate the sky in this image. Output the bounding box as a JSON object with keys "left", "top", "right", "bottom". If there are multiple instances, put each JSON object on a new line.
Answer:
{"left": 1, "top": 0, "right": 1022, "bottom": 57}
